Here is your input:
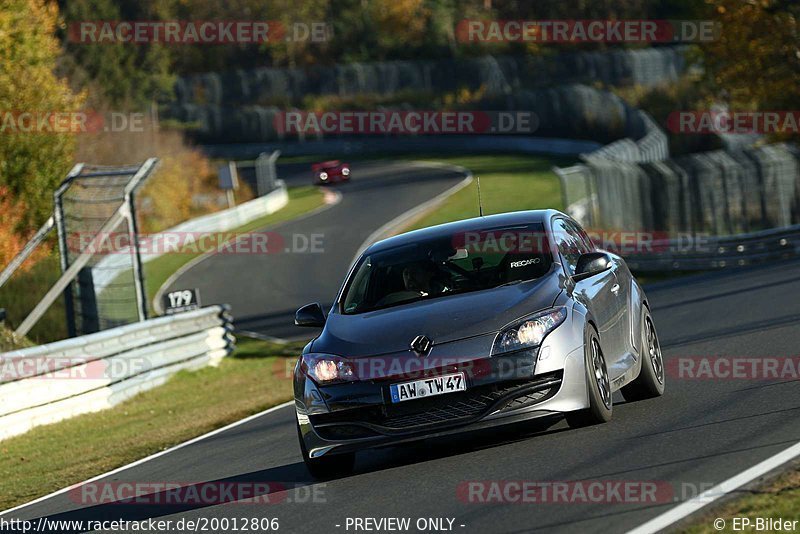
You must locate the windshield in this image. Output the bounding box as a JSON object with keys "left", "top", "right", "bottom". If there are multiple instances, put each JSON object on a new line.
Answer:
{"left": 341, "top": 224, "right": 551, "bottom": 314}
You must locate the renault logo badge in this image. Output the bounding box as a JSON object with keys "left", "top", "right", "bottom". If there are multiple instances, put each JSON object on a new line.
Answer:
{"left": 410, "top": 335, "right": 433, "bottom": 356}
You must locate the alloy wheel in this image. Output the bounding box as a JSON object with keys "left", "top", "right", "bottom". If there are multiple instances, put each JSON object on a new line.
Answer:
{"left": 591, "top": 338, "right": 612, "bottom": 409}
{"left": 646, "top": 317, "right": 664, "bottom": 385}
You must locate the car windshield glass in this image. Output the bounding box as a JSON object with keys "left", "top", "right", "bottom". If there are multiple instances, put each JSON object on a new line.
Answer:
{"left": 341, "top": 224, "right": 551, "bottom": 314}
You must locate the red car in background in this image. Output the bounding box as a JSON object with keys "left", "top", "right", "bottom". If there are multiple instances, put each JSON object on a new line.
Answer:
{"left": 312, "top": 160, "right": 351, "bottom": 185}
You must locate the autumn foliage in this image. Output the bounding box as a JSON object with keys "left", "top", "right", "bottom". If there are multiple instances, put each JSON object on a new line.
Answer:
{"left": 0, "top": 0, "right": 83, "bottom": 227}
{"left": 0, "top": 186, "right": 50, "bottom": 271}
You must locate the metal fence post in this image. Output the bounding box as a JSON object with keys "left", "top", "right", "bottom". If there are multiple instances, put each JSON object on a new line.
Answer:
{"left": 54, "top": 164, "right": 85, "bottom": 338}
{"left": 127, "top": 190, "right": 148, "bottom": 322}
{"left": 255, "top": 150, "right": 280, "bottom": 196}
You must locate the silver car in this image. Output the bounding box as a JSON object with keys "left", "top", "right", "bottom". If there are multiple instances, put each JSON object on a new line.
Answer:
{"left": 293, "top": 210, "right": 665, "bottom": 478}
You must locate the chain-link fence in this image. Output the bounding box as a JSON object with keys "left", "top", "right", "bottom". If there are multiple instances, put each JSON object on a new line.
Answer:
{"left": 55, "top": 162, "right": 157, "bottom": 336}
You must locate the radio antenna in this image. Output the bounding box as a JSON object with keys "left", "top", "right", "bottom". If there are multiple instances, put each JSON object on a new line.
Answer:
{"left": 477, "top": 176, "right": 484, "bottom": 217}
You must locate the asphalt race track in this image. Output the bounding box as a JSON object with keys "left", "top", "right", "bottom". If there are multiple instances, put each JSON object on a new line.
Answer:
{"left": 163, "top": 160, "right": 470, "bottom": 339}
{"left": 4, "top": 163, "right": 800, "bottom": 533}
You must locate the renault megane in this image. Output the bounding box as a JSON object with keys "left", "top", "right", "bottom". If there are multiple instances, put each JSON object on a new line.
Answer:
{"left": 293, "top": 210, "right": 665, "bottom": 478}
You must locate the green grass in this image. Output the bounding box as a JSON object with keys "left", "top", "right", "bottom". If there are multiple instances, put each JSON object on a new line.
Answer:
{"left": 142, "top": 185, "right": 324, "bottom": 310}
{"left": 0, "top": 337, "right": 305, "bottom": 511}
{"left": 684, "top": 467, "right": 800, "bottom": 533}
{"left": 400, "top": 154, "right": 573, "bottom": 231}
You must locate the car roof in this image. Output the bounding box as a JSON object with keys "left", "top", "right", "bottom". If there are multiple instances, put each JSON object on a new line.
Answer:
{"left": 366, "top": 209, "right": 565, "bottom": 254}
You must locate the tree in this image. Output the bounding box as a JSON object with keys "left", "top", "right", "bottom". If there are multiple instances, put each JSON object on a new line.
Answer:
{"left": 60, "top": 0, "right": 174, "bottom": 109}
{"left": 0, "top": 0, "right": 83, "bottom": 228}
{"left": 700, "top": 0, "right": 800, "bottom": 119}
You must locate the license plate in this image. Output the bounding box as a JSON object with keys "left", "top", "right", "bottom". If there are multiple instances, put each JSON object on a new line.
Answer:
{"left": 389, "top": 372, "right": 466, "bottom": 403}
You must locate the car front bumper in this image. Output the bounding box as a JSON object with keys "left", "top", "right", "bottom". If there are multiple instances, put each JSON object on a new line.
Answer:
{"left": 296, "top": 344, "right": 589, "bottom": 458}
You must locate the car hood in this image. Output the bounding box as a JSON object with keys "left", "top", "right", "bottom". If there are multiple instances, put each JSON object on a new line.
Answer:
{"left": 312, "top": 272, "right": 563, "bottom": 358}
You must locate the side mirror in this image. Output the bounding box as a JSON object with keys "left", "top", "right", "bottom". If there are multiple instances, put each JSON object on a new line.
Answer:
{"left": 572, "top": 252, "right": 612, "bottom": 282}
{"left": 295, "top": 302, "right": 326, "bottom": 327}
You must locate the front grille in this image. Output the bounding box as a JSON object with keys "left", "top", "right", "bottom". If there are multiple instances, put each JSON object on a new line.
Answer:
{"left": 380, "top": 385, "right": 518, "bottom": 428}
{"left": 312, "top": 371, "right": 562, "bottom": 438}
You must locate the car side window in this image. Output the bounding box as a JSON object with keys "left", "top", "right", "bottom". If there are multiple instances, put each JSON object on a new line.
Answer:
{"left": 553, "top": 218, "right": 590, "bottom": 275}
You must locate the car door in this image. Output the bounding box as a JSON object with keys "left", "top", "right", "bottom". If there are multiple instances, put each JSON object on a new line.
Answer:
{"left": 607, "top": 254, "right": 635, "bottom": 356}
{"left": 553, "top": 218, "right": 626, "bottom": 363}
{"left": 574, "top": 220, "right": 633, "bottom": 362}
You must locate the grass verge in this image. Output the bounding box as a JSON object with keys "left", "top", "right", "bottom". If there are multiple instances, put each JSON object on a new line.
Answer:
{"left": 399, "top": 154, "right": 573, "bottom": 231}
{"left": 0, "top": 337, "right": 304, "bottom": 511}
{"left": 684, "top": 466, "right": 800, "bottom": 533}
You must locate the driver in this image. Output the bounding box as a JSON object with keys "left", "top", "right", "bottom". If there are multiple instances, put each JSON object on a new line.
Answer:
{"left": 402, "top": 263, "right": 447, "bottom": 296}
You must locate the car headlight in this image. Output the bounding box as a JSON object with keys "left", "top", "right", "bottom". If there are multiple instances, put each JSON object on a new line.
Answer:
{"left": 341, "top": 167, "right": 350, "bottom": 176}
{"left": 319, "top": 172, "right": 328, "bottom": 181}
{"left": 301, "top": 353, "right": 357, "bottom": 384}
{"left": 493, "top": 307, "right": 567, "bottom": 355}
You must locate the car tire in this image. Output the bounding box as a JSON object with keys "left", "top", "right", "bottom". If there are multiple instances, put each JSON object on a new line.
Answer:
{"left": 296, "top": 421, "right": 355, "bottom": 480}
{"left": 621, "top": 306, "right": 665, "bottom": 402}
{"left": 565, "top": 325, "right": 613, "bottom": 428}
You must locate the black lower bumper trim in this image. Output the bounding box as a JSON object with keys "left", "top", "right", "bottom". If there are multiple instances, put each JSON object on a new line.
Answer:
{"left": 312, "top": 371, "right": 562, "bottom": 440}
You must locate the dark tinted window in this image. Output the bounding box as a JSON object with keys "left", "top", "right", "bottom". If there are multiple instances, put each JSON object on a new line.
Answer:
{"left": 341, "top": 224, "right": 551, "bottom": 314}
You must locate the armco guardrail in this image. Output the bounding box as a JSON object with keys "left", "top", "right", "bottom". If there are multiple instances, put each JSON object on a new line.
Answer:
{"left": 622, "top": 225, "right": 800, "bottom": 272}
{"left": 582, "top": 111, "right": 668, "bottom": 163}
{"left": 0, "top": 305, "right": 233, "bottom": 441}
{"left": 155, "top": 180, "right": 287, "bottom": 236}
